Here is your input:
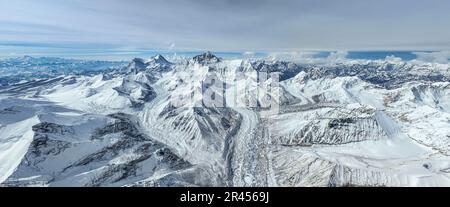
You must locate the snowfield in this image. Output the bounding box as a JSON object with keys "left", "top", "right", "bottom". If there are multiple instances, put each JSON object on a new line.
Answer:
{"left": 1, "top": 53, "right": 450, "bottom": 186}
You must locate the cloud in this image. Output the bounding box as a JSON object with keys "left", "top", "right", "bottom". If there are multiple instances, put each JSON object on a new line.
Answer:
{"left": 385, "top": 55, "right": 403, "bottom": 62}
{"left": 241, "top": 52, "right": 255, "bottom": 59}
{"left": 413, "top": 51, "right": 450, "bottom": 64}
{"left": 325, "top": 51, "right": 348, "bottom": 63}
{"left": 1, "top": 0, "right": 450, "bottom": 54}
{"left": 266, "top": 51, "right": 351, "bottom": 65}
{"left": 267, "top": 51, "right": 317, "bottom": 62}
{"left": 168, "top": 43, "right": 176, "bottom": 50}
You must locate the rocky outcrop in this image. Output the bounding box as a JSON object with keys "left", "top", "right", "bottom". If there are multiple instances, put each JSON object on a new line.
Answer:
{"left": 274, "top": 107, "right": 386, "bottom": 146}
{"left": 3, "top": 113, "right": 194, "bottom": 187}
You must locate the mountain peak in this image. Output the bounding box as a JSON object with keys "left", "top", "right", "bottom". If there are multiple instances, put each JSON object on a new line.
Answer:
{"left": 150, "top": 54, "right": 170, "bottom": 64}
{"left": 127, "top": 55, "right": 173, "bottom": 74}
{"left": 192, "top": 51, "right": 221, "bottom": 64}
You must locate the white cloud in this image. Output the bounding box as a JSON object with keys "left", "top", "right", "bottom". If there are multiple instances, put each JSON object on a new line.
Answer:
{"left": 325, "top": 51, "right": 348, "bottom": 63}
{"left": 413, "top": 51, "right": 450, "bottom": 64}
{"left": 242, "top": 51, "right": 256, "bottom": 59}
{"left": 267, "top": 51, "right": 318, "bottom": 62}
{"left": 168, "top": 43, "right": 176, "bottom": 50}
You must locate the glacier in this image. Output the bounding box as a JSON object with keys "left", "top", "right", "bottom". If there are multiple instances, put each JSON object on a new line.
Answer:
{"left": 1, "top": 52, "right": 450, "bottom": 187}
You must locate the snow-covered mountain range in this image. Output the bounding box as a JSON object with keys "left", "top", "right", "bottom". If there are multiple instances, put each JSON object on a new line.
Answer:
{"left": 1, "top": 53, "right": 450, "bottom": 186}
{"left": 0, "top": 56, "right": 127, "bottom": 87}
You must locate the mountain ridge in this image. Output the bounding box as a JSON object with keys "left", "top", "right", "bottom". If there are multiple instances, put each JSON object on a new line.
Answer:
{"left": 1, "top": 52, "right": 450, "bottom": 186}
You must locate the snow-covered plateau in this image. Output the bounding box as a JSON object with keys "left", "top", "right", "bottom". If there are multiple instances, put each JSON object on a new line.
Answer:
{"left": 1, "top": 52, "right": 450, "bottom": 187}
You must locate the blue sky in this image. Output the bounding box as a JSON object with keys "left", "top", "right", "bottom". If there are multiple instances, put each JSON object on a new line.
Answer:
{"left": 1, "top": 0, "right": 450, "bottom": 60}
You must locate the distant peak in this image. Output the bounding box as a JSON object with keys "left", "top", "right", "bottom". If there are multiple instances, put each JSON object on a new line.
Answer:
{"left": 127, "top": 54, "right": 173, "bottom": 74}
{"left": 192, "top": 51, "right": 221, "bottom": 64}
{"left": 132, "top": 57, "right": 146, "bottom": 63}
{"left": 203, "top": 51, "right": 216, "bottom": 58}
{"left": 151, "top": 54, "right": 169, "bottom": 63}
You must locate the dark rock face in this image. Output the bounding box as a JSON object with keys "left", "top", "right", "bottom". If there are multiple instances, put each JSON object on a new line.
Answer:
{"left": 29, "top": 135, "right": 71, "bottom": 162}
{"left": 32, "top": 122, "right": 74, "bottom": 135}
{"left": 158, "top": 103, "right": 178, "bottom": 119}
{"left": 328, "top": 118, "right": 357, "bottom": 129}
{"left": 6, "top": 122, "right": 75, "bottom": 168}
{"left": 91, "top": 114, "right": 140, "bottom": 139}
{"left": 192, "top": 52, "right": 221, "bottom": 65}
